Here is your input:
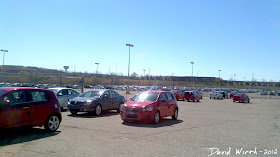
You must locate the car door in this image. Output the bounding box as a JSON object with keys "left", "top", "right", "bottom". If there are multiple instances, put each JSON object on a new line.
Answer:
{"left": 0, "top": 90, "right": 32, "bottom": 127}
{"left": 27, "top": 90, "right": 50, "bottom": 125}
{"left": 100, "top": 91, "right": 113, "bottom": 110}
{"left": 157, "top": 93, "right": 168, "bottom": 117}
{"left": 110, "top": 91, "right": 121, "bottom": 109}
{"left": 166, "top": 92, "right": 176, "bottom": 116}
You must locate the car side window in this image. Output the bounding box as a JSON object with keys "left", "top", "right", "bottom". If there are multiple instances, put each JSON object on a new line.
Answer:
{"left": 62, "top": 89, "right": 68, "bottom": 95}
{"left": 159, "top": 93, "right": 167, "bottom": 101}
{"left": 166, "top": 93, "right": 174, "bottom": 100}
{"left": 103, "top": 91, "right": 111, "bottom": 98}
{"left": 68, "top": 89, "right": 76, "bottom": 95}
{"left": 30, "top": 91, "right": 47, "bottom": 102}
{"left": 111, "top": 91, "right": 118, "bottom": 97}
{"left": 4, "top": 91, "right": 26, "bottom": 104}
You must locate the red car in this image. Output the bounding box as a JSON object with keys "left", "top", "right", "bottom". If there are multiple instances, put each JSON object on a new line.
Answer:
{"left": 0, "top": 87, "right": 61, "bottom": 131}
{"left": 120, "top": 91, "right": 178, "bottom": 124}
{"left": 233, "top": 93, "right": 250, "bottom": 103}
{"left": 170, "top": 90, "right": 184, "bottom": 101}
{"left": 183, "top": 91, "right": 200, "bottom": 102}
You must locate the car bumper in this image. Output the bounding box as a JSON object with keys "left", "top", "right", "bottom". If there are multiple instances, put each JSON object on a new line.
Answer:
{"left": 68, "top": 104, "right": 96, "bottom": 112}
{"left": 120, "top": 110, "right": 155, "bottom": 122}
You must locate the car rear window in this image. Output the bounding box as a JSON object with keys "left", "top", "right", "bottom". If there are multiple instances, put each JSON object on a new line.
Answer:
{"left": 30, "top": 91, "right": 48, "bottom": 102}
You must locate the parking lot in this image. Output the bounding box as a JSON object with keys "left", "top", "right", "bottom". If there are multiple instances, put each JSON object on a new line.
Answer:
{"left": 1, "top": 91, "right": 280, "bottom": 157}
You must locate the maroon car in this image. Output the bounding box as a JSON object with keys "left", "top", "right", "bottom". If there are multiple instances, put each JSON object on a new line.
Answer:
{"left": 120, "top": 91, "right": 178, "bottom": 124}
{"left": 183, "top": 91, "right": 200, "bottom": 102}
{"left": 0, "top": 87, "right": 61, "bottom": 131}
{"left": 233, "top": 93, "right": 250, "bottom": 103}
{"left": 170, "top": 90, "right": 184, "bottom": 101}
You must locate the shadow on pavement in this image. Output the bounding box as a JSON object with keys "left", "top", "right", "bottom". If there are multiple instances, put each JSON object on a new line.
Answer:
{"left": 67, "top": 110, "right": 119, "bottom": 118}
{"left": 121, "top": 119, "right": 184, "bottom": 128}
{"left": 0, "top": 127, "right": 60, "bottom": 147}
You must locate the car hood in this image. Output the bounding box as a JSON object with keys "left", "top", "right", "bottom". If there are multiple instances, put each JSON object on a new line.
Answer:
{"left": 124, "top": 101, "right": 155, "bottom": 108}
{"left": 71, "top": 97, "right": 98, "bottom": 102}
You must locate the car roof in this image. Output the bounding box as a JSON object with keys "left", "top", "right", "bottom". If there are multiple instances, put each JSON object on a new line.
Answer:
{"left": 140, "top": 90, "right": 167, "bottom": 94}
{"left": 0, "top": 87, "right": 49, "bottom": 92}
{"left": 49, "top": 87, "right": 72, "bottom": 90}
{"left": 87, "top": 89, "right": 110, "bottom": 92}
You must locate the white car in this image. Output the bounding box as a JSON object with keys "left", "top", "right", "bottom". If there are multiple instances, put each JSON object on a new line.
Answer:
{"left": 49, "top": 88, "right": 80, "bottom": 109}
{"left": 210, "top": 91, "right": 224, "bottom": 99}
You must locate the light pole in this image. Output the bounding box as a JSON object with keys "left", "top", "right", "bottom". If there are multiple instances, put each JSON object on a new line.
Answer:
{"left": 126, "top": 43, "right": 133, "bottom": 97}
{"left": 218, "top": 70, "right": 221, "bottom": 78}
{"left": 190, "top": 62, "right": 194, "bottom": 82}
{"left": 143, "top": 69, "right": 146, "bottom": 86}
{"left": 95, "top": 63, "right": 99, "bottom": 74}
{"left": 0, "top": 49, "right": 8, "bottom": 71}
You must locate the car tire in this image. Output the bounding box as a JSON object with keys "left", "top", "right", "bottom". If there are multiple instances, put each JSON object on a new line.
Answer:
{"left": 44, "top": 114, "right": 60, "bottom": 132}
{"left": 210, "top": 97, "right": 211, "bottom": 99}
{"left": 197, "top": 99, "right": 199, "bottom": 102}
{"left": 117, "top": 103, "right": 123, "bottom": 113}
{"left": 193, "top": 99, "right": 195, "bottom": 102}
{"left": 248, "top": 100, "right": 250, "bottom": 103}
{"left": 172, "top": 108, "right": 178, "bottom": 120}
{"left": 188, "top": 99, "right": 190, "bottom": 102}
{"left": 153, "top": 111, "right": 160, "bottom": 124}
{"left": 70, "top": 110, "right": 78, "bottom": 115}
{"left": 95, "top": 104, "right": 102, "bottom": 116}
{"left": 233, "top": 100, "right": 235, "bottom": 102}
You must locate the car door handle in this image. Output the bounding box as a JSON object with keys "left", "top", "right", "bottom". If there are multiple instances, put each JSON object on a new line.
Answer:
{"left": 23, "top": 107, "right": 29, "bottom": 109}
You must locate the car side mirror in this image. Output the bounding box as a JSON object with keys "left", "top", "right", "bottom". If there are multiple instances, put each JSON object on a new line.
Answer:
{"left": 58, "top": 93, "right": 63, "bottom": 96}
{"left": 161, "top": 99, "right": 166, "bottom": 102}
{"left": 103, "top": 94, "right": 109, "bottom": 99}
{"left": 1, "top": 100, "right": 10, "bottom": 105}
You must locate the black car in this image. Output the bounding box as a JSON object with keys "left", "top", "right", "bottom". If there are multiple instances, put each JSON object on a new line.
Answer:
{"left": 68, "top": 89, "right": 125, "bottom": 115}
{"left": 219, "top": 91, "right": 229, "bottom": 99}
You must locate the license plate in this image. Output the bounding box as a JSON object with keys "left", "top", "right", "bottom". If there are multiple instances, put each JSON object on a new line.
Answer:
{"left": 127, "top": 112, "right": 135, "bottom": 114}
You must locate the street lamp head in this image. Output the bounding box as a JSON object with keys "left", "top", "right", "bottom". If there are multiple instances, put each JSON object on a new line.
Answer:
{"left": 190, "top": 62, "right": 194, "bottom": 64}
{"left": 1, "top": 50, "right": 8, "bottom": 52}
{"left": 126, "top": 44, "right": 133, "bottom": 47}
{"left": 95, "top": 63, "right": 99, "bottom": 65}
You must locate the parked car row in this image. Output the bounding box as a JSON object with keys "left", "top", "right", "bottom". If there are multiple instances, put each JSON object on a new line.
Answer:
{"left": 0, "top": 87, "right": 180, "bottom": 131}
{"left": 170, "top": 90, "right": 202, "bottom": 102}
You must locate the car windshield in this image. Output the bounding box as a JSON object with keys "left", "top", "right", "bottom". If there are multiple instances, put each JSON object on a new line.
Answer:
{"left": 80, "top": 91, "right": 103, "bottom": 98}
{"left": 236, "top": 93, "right": 242, "bottom": 96}
{"left": 0, "top": 90, "right": 7, "bottom": 96}
{"left": 131, "top": 93, "right": 159, "bottom": 102}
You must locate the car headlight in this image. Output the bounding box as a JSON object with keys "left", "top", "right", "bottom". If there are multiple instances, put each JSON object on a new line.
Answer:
{"left": 121, "top": 104, "right": 126, "bottom": 111}
{"left": 142, "top": 106, "right": 153, "bottom": 112}
{"left": 85, "top": 100, "right": 92, "bottom": 105}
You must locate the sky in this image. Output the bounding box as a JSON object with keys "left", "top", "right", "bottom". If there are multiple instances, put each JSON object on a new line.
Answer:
{"left": 0, "top": 0, "right": 279, "bottom": 82}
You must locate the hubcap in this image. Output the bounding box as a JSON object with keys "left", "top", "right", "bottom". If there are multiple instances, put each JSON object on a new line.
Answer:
{"left": 96, "top": 105, "right": 102, "bottom": 115}
{"left": 174, "top": 109, "right": 178, "bottom": 118}
{"left": 48, "top": 116, "right": 59, "bottom": 130}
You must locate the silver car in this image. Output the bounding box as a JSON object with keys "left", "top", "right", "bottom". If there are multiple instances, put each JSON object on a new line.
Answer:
{"left": 49, "top": 88, "right": 80, "bottom": 109}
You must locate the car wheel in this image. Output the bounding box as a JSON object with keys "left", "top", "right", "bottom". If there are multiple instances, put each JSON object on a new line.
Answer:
{"left": 242, "top": 100, "right": 244, "bottom": 103}
{"left": 233, "top": 100, "right": 235, "bottom": 102}
{"left": 44, "top": 115, "right": 60, "bottom": 132}
{"left": 210, "top": 97, "right": 211, "bottom": 99}
{"left": 117, "top": 103, "right": 123, "bottom": 113}
{"left": 70, "top": 110, "right": 78, "bottom": 115}
{"left": 95, "top": 104, "right": 102, "bottom": 116}
{"left": 153, "top": 111, "right": 160, "bottom": 124}
{"left": 248, "top": 100, "right": 250, "bottom": 103}
{"left": 193, "top": 99, "right": 195, "bottom": 102}
{"left": 188, "top": 99, "right": 190, "bottom": 102}
{"left": 172, "top": 108, "right": 178, "bottom": 120}
{"left": 197, "top": 99, "right": 199, "bottom": 102}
